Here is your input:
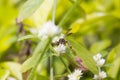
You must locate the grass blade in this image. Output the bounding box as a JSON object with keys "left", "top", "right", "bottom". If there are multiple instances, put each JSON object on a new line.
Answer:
{"left": 66, "top": 37, "right": 98, "bottom": 74}
{"left": 58, "top": 0, "right": 82, "bottom": 27}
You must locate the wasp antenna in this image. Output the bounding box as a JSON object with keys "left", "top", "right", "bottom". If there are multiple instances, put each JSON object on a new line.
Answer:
{"left": 66, "top": 32, "right": 72, "bottom": 36}
{"left": 65, "top": 28, "right": 72, "bottom": 36}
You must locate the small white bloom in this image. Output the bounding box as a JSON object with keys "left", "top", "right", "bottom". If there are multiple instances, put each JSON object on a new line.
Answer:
{"left": 68, "top": 69, "right": 83, "bottom": 80}
{"left": 97, "top": 59, "right": 105, "bottom": 67}
{"left": 93, "top": 53, "right": 102, "bottom": 62}
{"left": 38, "top": 21, "right": 61, "bottom": 40}
{"left": 94, "top": 71, "right": 107, "bottom": 80}
{"left": 54, "top": 44, "right": 66, "bottom": 55}
{"left": 93, "top": 53, "right": 105, "bottom": 67}
{"left": 52, "top": 33, "right": 65, "bottom": 43}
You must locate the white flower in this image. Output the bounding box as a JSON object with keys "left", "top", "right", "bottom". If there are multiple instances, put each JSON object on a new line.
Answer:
{"left": 52, "top": 36, "right": 59, "bottom": 43}
{"left": 93, "top": 53, "right": 105, "bottom": 67}
{"left": 68, "top": 69, "right": 83, "bottom": 80}
{"left": 96, "top": 59, "right": 105, "bottom": 67}
{"left": 54, "top": 44, "right": 66, "bottom": 55}
{"left": 94, "top": 71, "right": 107, "bottom": 80}
{"left": 38, "top": 21, "right": 61, "bottom": 40}
{"left": 93, "top": 53, "right": 102, "bottom": 62}
{"left": 52, "top": 33, "right": 64, "bottom": 43}
{"left": 30, "top": 21, "right": 62, "bottom": 40}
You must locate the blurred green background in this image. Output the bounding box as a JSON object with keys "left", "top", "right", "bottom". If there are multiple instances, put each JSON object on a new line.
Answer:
{"left": 0, "top": 0, "right": 120, "bottom": 80}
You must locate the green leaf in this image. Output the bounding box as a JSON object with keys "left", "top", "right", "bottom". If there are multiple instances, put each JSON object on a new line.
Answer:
{"left": 33, "top": 75, "right": 49, "bottom": 80}
{"left": 18, "top": 35, "right": 35, "bottom": 41}
{"left": 0, "top": 36, "right": 17, "bottom": 56}
{"left": 0, "top": 69, "right": 10, "bottom": 80}
{"left": 90, "top": 40, "right": 111, "bottom": 54}
{"left": 66, "top": 37, "right": 98, "bottom": 74}
{"left": 107, "top": 58, "right": 120, "bottom": 79}
{"left": 107, "top": 44, "right": 120, "bottom": 79}
{"left": 59, "top": 56, "right": 71, "bottom": 73}
{"left": 69, "top": 0, "right": 87, "bottom": 20}
{"left": 111, "top": 10, "right": 120, "bottom": 19}
{"left": 21, "top": 38, "right": 51, "bottom": 73}
{"left": 58, "top": 0, "right": 81, "bottom": 27}
{"left": 70, "top": 13, "right": 111, "bottom": 34}
{"left": 0, "top": 62, "right": 22, "bottom": 80}
{"left": 27, "top": 38, "right": 51, "bottom": 80}
{"left": 107, "top": 44, "right": 120, "bottom": 63}
{"left": 27, "top": 0, "right": 54, "bottom": 27}
{"left": 18, "top": 0, "right": 44, "bottom": 22}
{"left": 21, "top": 51, "right": 51, "bottom": 73}
{"left": 114, "top": 0, "right": 120, "bottom": 9}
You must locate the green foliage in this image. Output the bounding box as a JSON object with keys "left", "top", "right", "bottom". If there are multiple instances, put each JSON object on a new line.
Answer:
{"left": 0, "top": 69, "right": 9, "bottom": 80}
{"left": 58, "top": 0, "right": 81, "bottom": 27}
{"left": 21, "top": 38, "right": 51, "bottom": 73}
{"left": 26, "top": 38, "right": 51, "bottom": 80}
{"left": 18, "top": 35, "right": 35, "bottom": 41}
{"left": 66, "top": 37, "right": 98, "bottom": 74}
{"left": 107, "top": 44, "right": 120, "bottom": 79}
{"left": 90, "top": 40, "right": 111, "bottom": 54}
{"left": 18, "top": 0, "right": 44, "bottom": 22}
{"left": 0, "top": 0, "right": 120, "bottom": 80}
{"left": 0, "top": 62, "right": 22, "bottom": 80}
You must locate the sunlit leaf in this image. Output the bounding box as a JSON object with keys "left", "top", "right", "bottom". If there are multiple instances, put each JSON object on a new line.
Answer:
{"left": 18, "top": 0, "right": 44, "bottom": 22}
{"left": 0, "top": 69, "right": 10, "bottom": 80}
{"left": 107, "top": 44, "right": 120, "bottom": 63}
{"left": 27, "top": 0, "right": 53, "bottom": 27}
{"left": 90, "top": 40, "right": 111, "bottom": 54}
{"left": 111, "top": 10, "right": 120, "bottom": 19}
{"left": 66, "top": 37, "right": 98, "bottom": 74}
{"left": 0, "top": 36, "right": 17, "bottom": 57}
{"left": 107, "top": 58, "right": 120, "bottom": 79}
{"left": 114, "top": 0, "right": 120, "bottom": 9}
{"left": 0, "top": 62, "right": 22, "bottom": 80}
{"left": 107, "top": 44, "right": 120, "bottom": 79}
{"left": 70, "top": 13, "right": 110, "bottom": 34}
{"left": 18, "top": 35, "right": 35, "bottom": 41}
{"left": 58, "top": 0, "right": 82, "bottom": 27}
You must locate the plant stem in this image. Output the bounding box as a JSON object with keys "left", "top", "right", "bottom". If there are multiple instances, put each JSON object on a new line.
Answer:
{"left": 52, "top": 0, "right": 57, "bottom": 23}
{"left": 59, "top": 56, "right": 71, "bottom": 73}
{"left": 54, "top": 73, "right": 69, "bottom": 79}
{"left": 27, "top": 39, "right": 51, "bottom": 80}
{"left": 98, "top": 66, "right": 101, "bottom": 73}
{"left": 50, "top": 55, "right": 54, "bottom": 80}
{"left": 97, "top": 66, "right": 101, "bottom": 80}
{"left": 50, "top": 0, "right": 57, "bottom": 80}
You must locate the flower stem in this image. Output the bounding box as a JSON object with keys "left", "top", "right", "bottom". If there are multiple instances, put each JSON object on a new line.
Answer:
{"left": 50, "top": 55, "right": 54, "bottom": 80}
{"left": 98, "top": 66, "right": 101, "bottom": 73}
{"left": 52, "top": 0, "right": 57, "bottom": 23}
{"left": 50, "top": 0, "right": 57, "bottom": 80}
{"left": 59, "top": 56, "right": 71, "bottom": 73}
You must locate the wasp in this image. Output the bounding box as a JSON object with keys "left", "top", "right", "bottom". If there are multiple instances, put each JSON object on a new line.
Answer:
{"left": 52, "top": 28, "right": 73, "bottom": 49}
